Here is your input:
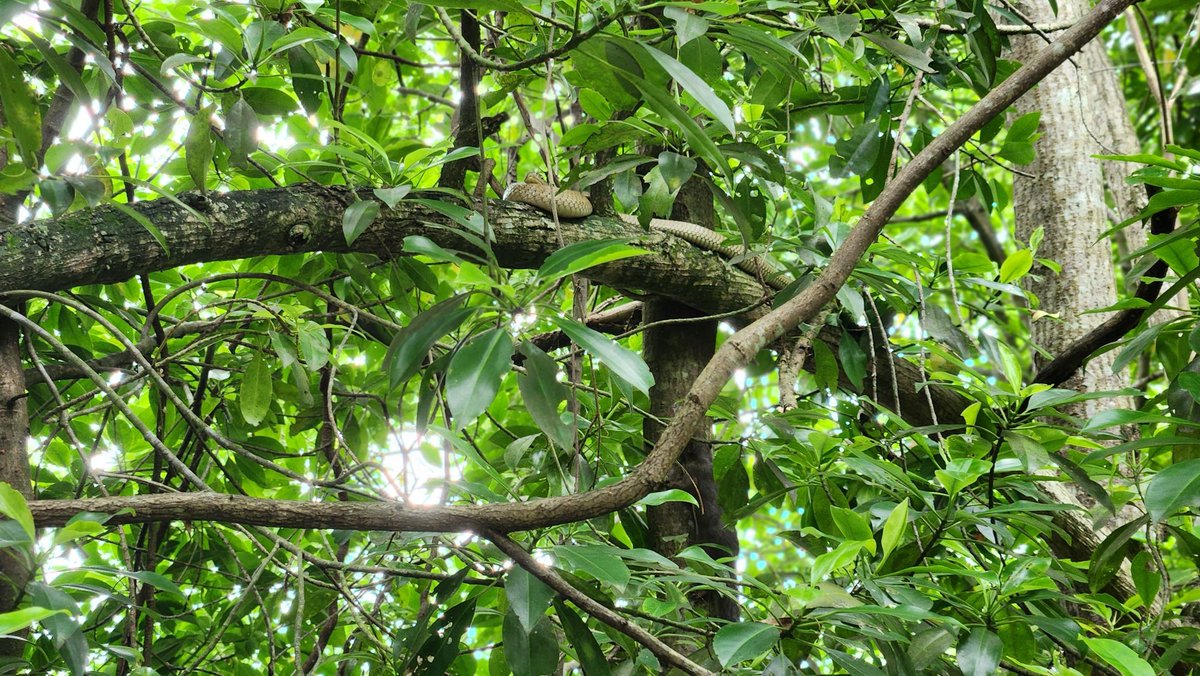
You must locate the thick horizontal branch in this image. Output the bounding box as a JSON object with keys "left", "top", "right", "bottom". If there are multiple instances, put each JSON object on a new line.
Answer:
{"left": 0, "top": 185, "right": 778, "bottom": 319}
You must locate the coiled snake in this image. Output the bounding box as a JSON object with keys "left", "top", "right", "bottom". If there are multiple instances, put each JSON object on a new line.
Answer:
{"left": 504, "top": 176, "right": 791, "bottom": 291}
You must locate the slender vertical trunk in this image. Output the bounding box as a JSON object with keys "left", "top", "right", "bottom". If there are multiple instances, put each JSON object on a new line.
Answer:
{"left": 643, "top": 179, "right": 740, "bottom": 622}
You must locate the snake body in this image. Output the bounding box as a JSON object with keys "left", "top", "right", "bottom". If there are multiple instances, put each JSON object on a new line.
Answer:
{"left": 504, "top": 177, "right": 791, "bottom": 290}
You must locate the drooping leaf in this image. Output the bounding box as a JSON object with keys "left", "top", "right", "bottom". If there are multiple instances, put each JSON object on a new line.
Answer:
{"left": 551, "top": 317, "right": 653, "bottom": 394}
{"left": 240, "top": 354, "right": 273, "bottom": 426}
{"left": 554, "top": 601, "right": 610, "bottom": 676}
{"left": 516, "top": 342, "right": 574, "bottom": 451}
{"left": 342, "top": 199, "right": 381, "bottom": 245}
{"left": 0, "top": 49, "right": 41, "bottom": 166}
{"left": 505, "top": 565, "right": 554, "bottom": 634}
{"left": 445, "top": 328, "right": 513, "bottom": 429}
{"left": 385, "top": 296, "right": 474, "bottom": 388}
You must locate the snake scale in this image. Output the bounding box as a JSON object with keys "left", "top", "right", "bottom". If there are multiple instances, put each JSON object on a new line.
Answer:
{"left": 504, "top": 176, "right": 791, "bottom": 290}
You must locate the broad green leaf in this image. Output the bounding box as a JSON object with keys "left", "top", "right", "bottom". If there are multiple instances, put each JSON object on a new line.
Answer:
{"left": 713, "top": 622, "right": 780, "bottom": 667}
{"left": 910, "top": 628, "right": 955, "bottom": 670}
{"left": 413, "top": 598, "right": 476, "bottom": 676}
{"left": 554, "top": 601, "right": 610, "bottom": 676}
{"left": 51, "top": 519, "right": 105, "bottom": 547}
{"left": 554, "top": 545, "right": 631, "bottom": 591}
{"left": 0, "top": 607, "right": 66, "bottom": 636}
{"left": 385, "top": 296, "right": 474, "bottom": 388}
{"left": 881, "top": 499, "right": 909, "bottom": 558}
{"left": 0, "top": 483, "right": 34, "bottom": 541}
{"left": 657, "top": 151, "right": 697, "bottom": 191}
{"left": 810, "top": 540, "right": 864, "bottom": 583}
{"left": 127, "top": 570, "right": 186, "bottom": 598}
{"left": 862, "top": 33, "right": 933, "bottom": 73}
{"left": 240, "top": 354, "right": 273, "bottom": 426}
{"left": 0, "top": 49, "right": 41, "bottom": 166}
{"left": 342, "top": 199, "right": 381, "bottom": 245}
{"left": 505, "top": 566, "right": 554, "bottom": 633}
{"left": 536, "top": 239, "right": 650, "bottom": 282}
{"left": 957, "top": 628, "right": 1002, "bottom": 676}
{"left": 502, "top": 613, "right": 558, "bottom": 676}
{"left": 1146, "top": 459, "right": 1200, "bottom": 522}
{"left": 641, "top": 45, "right": 736, "bottom": 134}
{"left": 815, "top": 14, "right": 859, "bottom": 45}
{"left": 1081, "top": 638, "right": 1155, "bottom": 676}
{"left": 516, "top": 342, "right": 574, "bottom": 451}
{"left": 224, "top": 96, "right": 258, "bottom": 167}
{"left": 296, "top": 320, "right": 329, "bottom": 369}
{"left": 288, "top": 46, "right": 325, "bottom": 114}
{"left": 935, "top": 458, "right": 991, "bottom": 496}
{"left": 185, "top": 110, "right": 214, "bottom": 192}
{"left": 999, "top": 249, "right": 1033, "bottom": 283}
{"left": 373, "top": 185, "right": 412, "bottom": 208}
{"left": 445, "top": 328, "right": 512, "bottom": 429}
{"left": 551, "top": 317, "right": 653, "bottom": 394}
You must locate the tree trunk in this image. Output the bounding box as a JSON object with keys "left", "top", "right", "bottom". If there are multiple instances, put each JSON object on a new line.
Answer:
{"left": 644, "top": 179, "right": 739, "bottom": 623}
{"left": 1008, "top": 0, "right": 1139, "bottom": 601}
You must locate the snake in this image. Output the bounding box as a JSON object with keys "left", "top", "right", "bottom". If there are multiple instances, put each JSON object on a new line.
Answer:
{"left": 503, "top": 176, "right": 792, "bottom": 291}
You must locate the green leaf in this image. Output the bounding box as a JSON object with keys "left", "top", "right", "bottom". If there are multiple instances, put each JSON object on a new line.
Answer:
{"left": 862, "top": 34, "right": 933, "bottom": 73}
{"left": 815, "top": 14, "right": 859, "bottom": 45}
{"left": 51, "top": 519, "right": 105, "bottom": 548}
{"left": 957, "top": 628, "right": 1002, "bottom": 676}
{"left": 505, "top": 565, "right": 554, "bottom": 633}
{"left": 0, "top": 49, "right": 42, "bottom": 166}
{"left": 641, "top": 45, "right": 736, "bottom": 134}
{"left": 342, "top": 199, "right": 381, "bottom": 245}
{"left": 240, "top": 354, "right": 273, "bottom": 426}
{"left": 713, "top": 622, "right": 780, "bottom": 667}
{"left": 296, "top": 320, "right": 329, "bottom": 370}
{"left": 838, "top": 332, "right": 866, "bottom": 389}
{"left": 1081, "top": 638, "right": 1155, "bottom": 676}
{"left": 881, "top": 499, "right": 909, "bottom": 558}
{"left": 111, "top": 203, "right": 170, "bottom": 255}
{"left": 554, "top": 601, "right": 610, "bottom": 676}
{"left": 999, "top": 249, "right": 1033, "bottom": 283}
{"left": 445, "top": 328, "right": 513, "bottom": 429}
{"left": 550, "top": 317, "right": 653, "bottom": 394}
{"left": 810, "top": 540, "right": 864, "bottom": 583}
{"left": 288, "top": 46, "right": 325, "bottom": 114}
{"left": 502, "top": 614, "right": 558, "bottom": 676}
{"left": 554, "top": 545, "right": 631, "bottom": 591}
{"left": 0, "top": 607, "right": 66, "bottom": 636}
{"left": 656, "top": 151, "right": 697, "bottom": 191}
{"left": 185, "top": 111, "right": 214, "bottom": 192}
{"left": 0, "top": 483, "right": 34, "bottom": 541}
{"left": 385, "top": 296, "right": 474, "bottom": 388}
{"left": 1146, "top": 459, "right": 1200, "bottom": 522}
{"left": 373, "top": 185, "right": 412, "bottom": 209}
{"left": 240, "top": 87, "right": 300, "bottom": 116}
{"left": 536, "top": 239, "right": 650, "bottom": 282}
{"left": 413, "top": 598, "right": 476, "bottom": 676}
{"left": 516, "top": 342, "right": 574, "bottom": 451}
{"left": 224, "top": 96, "right": 258, "bottom": 167}
{"left": 637, "top": 489, "right": 699, "bottom": 507}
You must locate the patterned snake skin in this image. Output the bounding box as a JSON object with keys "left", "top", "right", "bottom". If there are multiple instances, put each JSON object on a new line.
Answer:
{"left": 504, "top": 176, "right": 791, "bottom": 290}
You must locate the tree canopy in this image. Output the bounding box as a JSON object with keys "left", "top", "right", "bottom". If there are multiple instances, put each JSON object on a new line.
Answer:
{"left": 1, "top": 0, "right": 1199, "bottom": 673}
